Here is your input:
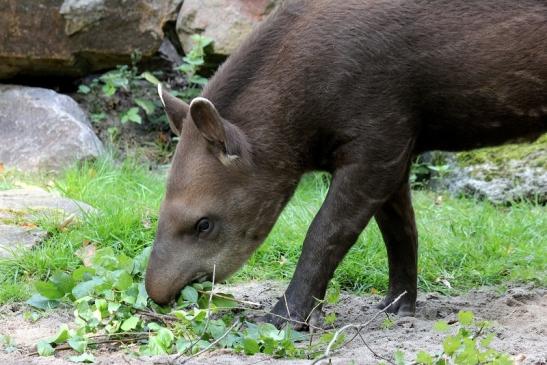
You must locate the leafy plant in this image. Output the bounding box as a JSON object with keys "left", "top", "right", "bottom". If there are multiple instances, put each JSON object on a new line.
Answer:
{"left": 408, "top": 310, "right": 513, "bottom": 365}
{"left": 177, "top": 34, "right": 213, "bottom": 100}
{"left": 27, "top": 246, "right": 309, "bottom": 361}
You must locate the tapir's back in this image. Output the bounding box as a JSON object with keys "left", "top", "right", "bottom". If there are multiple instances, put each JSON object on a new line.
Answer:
{"left": 206, "top": 0, "right": 547, "bottom": 154}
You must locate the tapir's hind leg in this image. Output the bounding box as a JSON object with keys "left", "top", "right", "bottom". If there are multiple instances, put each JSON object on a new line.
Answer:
{"left": 374, "top": 182, "right": 418, "bottom": 316}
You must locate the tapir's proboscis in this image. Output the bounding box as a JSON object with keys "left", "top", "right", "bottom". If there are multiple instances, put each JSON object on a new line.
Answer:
{"left": 145, "top": 0, "right": 546, "bottom": 329}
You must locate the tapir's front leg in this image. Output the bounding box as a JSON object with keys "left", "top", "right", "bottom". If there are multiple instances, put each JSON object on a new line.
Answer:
{"left": 266, "top": 158, "right": 410, "bottom": 329}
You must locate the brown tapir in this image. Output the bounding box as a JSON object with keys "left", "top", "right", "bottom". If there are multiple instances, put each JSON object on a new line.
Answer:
{"left": 145, "top": 0, "right": 547, "bottom": 328}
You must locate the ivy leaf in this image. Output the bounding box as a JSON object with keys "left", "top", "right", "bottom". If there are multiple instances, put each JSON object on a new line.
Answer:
{"left": 433, "top": 320, "right": 450, "bottom": 332}
{"left": 457, "top": 310, "right": 474, "bottom": 326}
{"left": 35, "top": 281, "right": 64, "bottom": 300}
{"left": 243, "top": 337, "right": 260, "bottom": 355}
{"left": 50, "top": 271, "right": 75, "bottom": 295}
{"left": 36, "top": 340, "right": 55, "bottom": 356}
{"left": 49, "top": 325, "right": 69, "bottom": 344}
{"left": 416, "top": 350, "right": 434, "bottom": 365}
{"left": 140, "top": 71, "right": 160, "bottom": 85}
{"left": 72, "top": 277, "right": 104, "bottom": 299}
{"left": 68, "top": 336, "right": 88, "bottom": 353}
{"left": 69, "top": 352, "right": 95, "bottom": 363}
{"left": 78, "top": 85, "right": 91, "bottom": 94}
{"left": 114, "top": 271, "right": 133, "bottom": 291}
{"left": 181, "top": 286, "right": 198, "bottom": 304}
{"left": 443, "top": 335, "right": 461, "bottom": 355}
{"left": 134, "top": 98, "right": 156, "bottom": 116}
{"left": 121, "top": 107, "right": 142, "bottom": 124}
{"left": 26, "top": 294, "right": 59, "bottom": 310}
{"left": 394, "top": 349, "right": 406, "bottom": 365}
{"left": 121, "top": 316, "right": 140, "bottom": 331}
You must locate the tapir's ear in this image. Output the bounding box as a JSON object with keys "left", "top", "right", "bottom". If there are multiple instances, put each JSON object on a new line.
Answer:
{"left": 158, "top": 83, "right": 189, "bottom": 136}
{"left": 190, "top": 97, "right": 251, "bottom": 166}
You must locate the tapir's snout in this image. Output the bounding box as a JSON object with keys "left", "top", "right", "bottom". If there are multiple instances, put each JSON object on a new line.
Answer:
{"left": 144, "top": 245, "right": 197, "bottom": 305}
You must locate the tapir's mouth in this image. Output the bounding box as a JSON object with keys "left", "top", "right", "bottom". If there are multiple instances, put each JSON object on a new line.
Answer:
{"left": 192, "top": 272, "right": 209, "bottom": 283}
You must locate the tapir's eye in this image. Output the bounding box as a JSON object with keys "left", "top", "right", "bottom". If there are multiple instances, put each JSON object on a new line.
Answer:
{"left": 196, "top": 218, "right": 212, "bottom": 234}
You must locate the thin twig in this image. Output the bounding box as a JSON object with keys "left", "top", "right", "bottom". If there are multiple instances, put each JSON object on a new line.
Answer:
{"left": 357, "top": 332, "right": 396, "bottom": 365}
{"left": 28, "top": 334, "right": 148, "bottom": 356}
{"left": 178, "top": 319, "right": 241, "bottom": 365}
{"left": 197, "top": 290, "right": 263, "bottom": 309}
{"left": 311, "top": 291, "right": 407, "bottom": 365}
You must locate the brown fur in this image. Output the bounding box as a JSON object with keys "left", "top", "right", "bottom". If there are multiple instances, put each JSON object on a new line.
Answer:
{"left": 146, "top": 0, "right": 546, "bottom": 327}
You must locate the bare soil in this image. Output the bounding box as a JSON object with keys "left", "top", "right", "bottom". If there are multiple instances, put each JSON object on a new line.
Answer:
{"left": 1, "top": 282, "right": 545, "bottom": 365}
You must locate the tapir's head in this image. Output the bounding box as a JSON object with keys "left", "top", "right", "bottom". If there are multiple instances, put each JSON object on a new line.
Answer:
{"left": 145, "top": 85, "right": 290, "bottom": 304}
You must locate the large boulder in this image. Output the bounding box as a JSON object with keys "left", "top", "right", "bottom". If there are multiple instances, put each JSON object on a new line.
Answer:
{"left": 0, "top": 85, "right": 104, "bottom": 172}
{"left": 177, "top": 0, "right": 280, "bottom": 56}
{"left": 0, "top": 0, "right": 182, "bottom": 79}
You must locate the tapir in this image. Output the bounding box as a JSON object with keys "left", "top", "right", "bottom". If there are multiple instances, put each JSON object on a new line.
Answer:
{"left": 145, "top": 0, "right": 547, "bottom": 328}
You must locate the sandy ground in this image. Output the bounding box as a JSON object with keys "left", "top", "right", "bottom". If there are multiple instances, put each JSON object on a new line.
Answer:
{"left": 0, "top": 282, "right": 545, "bottom": 365}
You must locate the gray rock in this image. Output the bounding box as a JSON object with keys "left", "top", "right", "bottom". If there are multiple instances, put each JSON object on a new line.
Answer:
{"left": 0, "top": 188, "right": 95, "bottom": 218}
{"left": 0, "top": 85, "right": 104, "bottom": 172}
{"left": 177, "top": 0, "right": 280, "bottom": 56}
{"left": 0, "top": 224, "right": 47, "bottom": 258}
{"left": 0, "top": 187, "right": 95, "bottom": 258}
{"left": 448, "top": 161, "right": 547, "bottom": 204}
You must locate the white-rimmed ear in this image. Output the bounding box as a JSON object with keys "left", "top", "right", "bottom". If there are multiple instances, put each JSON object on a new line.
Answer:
{"left": 189, "top": 97, "right": 251, "bottom": 166}
{"left": 158, "top": 83, "right": 189, "bottom": 136}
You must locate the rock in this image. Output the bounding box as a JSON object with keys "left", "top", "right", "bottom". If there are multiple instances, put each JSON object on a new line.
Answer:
{"left": 0, "top": 224, "right": 47, "bottom": 258}
{"left": 0, "top": 187, "right": 95, "bottom": 258}
{"left": 0, "top": 0, "right": 183, "bottom": 79}
{"left": 448, "top": 161, "right": 547, "bottom": 204}
{"left": 0, "top": 85, "right": 104, "bottom": 172}
{"left": 177, "top": 0, "right": 280, "bottom": 56}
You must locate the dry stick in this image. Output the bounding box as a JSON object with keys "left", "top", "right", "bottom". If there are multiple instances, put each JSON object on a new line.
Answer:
{"left": 311, "top": 291, "right": 407, "bottom": 365}
{"left": 177, "top": 318, "right": 241, "bottom": 365}
{"left": 197, "top": 290, "right": 263, "bottom": 309}
{"left": 357, "top": 332, "right": 397, "bottom": 365}
{"left": 28, "top": 333, "right": 149, "bottom": 356}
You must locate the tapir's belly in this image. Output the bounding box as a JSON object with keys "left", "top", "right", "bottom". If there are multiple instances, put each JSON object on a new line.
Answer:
{"left": 414, "top": 86, "right": 547, "bottom": 152}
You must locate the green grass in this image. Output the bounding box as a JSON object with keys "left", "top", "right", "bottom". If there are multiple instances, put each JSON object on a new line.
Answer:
{"left": 0, "top": 158, "right": 545, "bottom": 305}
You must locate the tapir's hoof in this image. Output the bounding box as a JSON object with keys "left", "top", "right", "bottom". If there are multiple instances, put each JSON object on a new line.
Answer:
{"left": 376, "top": 294, "right": 416, "bottom": 316}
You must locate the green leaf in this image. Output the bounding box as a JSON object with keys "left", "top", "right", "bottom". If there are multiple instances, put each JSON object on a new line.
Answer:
{"left": 140, "top": 71, "right": 160, "bottom": 85}
{"left": 457, "top": 310, "right": 474, "bottom": 326}
{"left": 121, "top": 107, "right": 142, "bottom": 124}
{"left": 394, "top": 350, "right": 405, "bottom": 365}
{"left": 69, "top": 353, "right": 95, "bottom": 363}
{"left": 433, "top": 320, "right": 450, "bottom": 332}
{"left": 480, "top": 333, "right": 495, "bottom": 348}
{"left": 416, "top": 351, "right": 434, "bottom": 365}
{"left": 26, "top": 294, "right": 59, "bottom": 310}
{"left": 443, "top": 336, "right": 461, "bottom": 355}
{"left": 121, "top": 316, "right": 140, "bottom": 331}
{"left": 134, "top": 98, "right": 157, "bottom": 115}
{"left": 181, "top": 286, "right": 198, "bottom": 303}
{"left": 37, "top": 341, "right": 55, "bottom": 356}
{"left": 68, "top": 336, "right": 88, "bottom": 353}
{"left": 49, "top": 325, "right": 69, "bottom": 344}
{"left": 243, "top": 337, "right": 260, "bottom": 355}
{"left": 114, "top": 271, "right": 133, "bottom": 291}
{"left": 35, "top": 281, "right": 64, "bottom": 300}
{"left": 50, "top": 271, "right": 75, "bottom": 295}
{"left": 72, "top": 277, "right": 104, "bottom": 299}
{"left": 78, "top": 85, "right": 91, "bottom": 94}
